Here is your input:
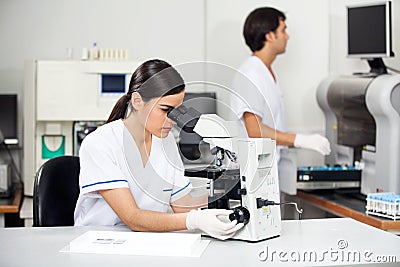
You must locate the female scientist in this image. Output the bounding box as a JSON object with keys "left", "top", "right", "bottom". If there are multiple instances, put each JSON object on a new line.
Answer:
{"left": 74, "top": 59, "right": 243, "bottom": 240}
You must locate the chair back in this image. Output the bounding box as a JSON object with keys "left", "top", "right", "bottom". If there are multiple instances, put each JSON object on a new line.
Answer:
{"left": 33, "top": 156, "right": 80, "bottom": 227}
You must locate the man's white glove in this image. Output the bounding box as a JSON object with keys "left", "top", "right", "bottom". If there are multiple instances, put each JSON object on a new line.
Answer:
{"left": 186, "top": 209, "right": 244, "bottom": 240}
{"left": 294, "top": 134, "right": 331, "bottom": 155}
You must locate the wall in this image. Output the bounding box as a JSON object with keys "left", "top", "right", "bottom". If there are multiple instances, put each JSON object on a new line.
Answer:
{"left": 0, "top": 0, "right": 205, "bottom": 92}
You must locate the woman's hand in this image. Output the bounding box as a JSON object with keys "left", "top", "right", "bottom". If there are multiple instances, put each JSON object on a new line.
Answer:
{"left": 186, "top": 209, "right": 244, "bottom": 240}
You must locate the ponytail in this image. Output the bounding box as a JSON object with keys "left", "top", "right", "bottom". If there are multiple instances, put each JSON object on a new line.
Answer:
{"left": 106, "top": 94, "right": 130, "bottom": 123}
{"left": 106, "top": 59, "right": 185, "bottom": 124}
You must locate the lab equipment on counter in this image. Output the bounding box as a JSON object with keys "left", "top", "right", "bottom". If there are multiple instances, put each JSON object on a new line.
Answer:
{"left": 366, "top": 192, "right": 400, "bottom": 220}
{"left": 280, "top": 1, "right": 396, "bottom": 195}
{"left": 24, "top": 60, "right": 140, "bottom": 196}
{"left": 317, "top": 74, "right": 400, "bottom": 195}
{"left": 297, "top": 164, "right": 361, "bottom": 190}
{"left": 169, "top": 105, "right": 302, "bottom": 242}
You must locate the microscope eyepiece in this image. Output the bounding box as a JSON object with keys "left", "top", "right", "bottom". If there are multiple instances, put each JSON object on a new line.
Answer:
{"left": 167, "top": 104, "right": 201, "bottom": 133}
{"left": 167, "top": 105, "right": 187, "bottom": 122}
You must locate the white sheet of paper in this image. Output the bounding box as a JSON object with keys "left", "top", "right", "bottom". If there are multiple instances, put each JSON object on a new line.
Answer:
{"left": 60, "top": 231, "right": 210, "bottom": 257}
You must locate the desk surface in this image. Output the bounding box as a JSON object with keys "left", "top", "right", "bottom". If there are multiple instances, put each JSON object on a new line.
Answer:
{"left": 1, "top": 218, "right": 399, "bottom": 267}
{"left": 298, "top": 190, "right": 400, "bottom": 231}
{"left": 0, "top": 183, "right": 22, "bottom": 213}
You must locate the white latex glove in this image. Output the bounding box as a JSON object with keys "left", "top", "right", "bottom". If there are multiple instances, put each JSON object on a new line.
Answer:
{"left": 294, "top": 134, "right": 331, "bottom": 155}
{"left": 186, "top": 209, "right": 244, "bottom": 240}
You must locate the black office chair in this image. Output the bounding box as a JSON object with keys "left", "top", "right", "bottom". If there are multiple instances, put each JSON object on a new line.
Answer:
{"left": 33, "top": 156, "right": 80, "bottom": 227}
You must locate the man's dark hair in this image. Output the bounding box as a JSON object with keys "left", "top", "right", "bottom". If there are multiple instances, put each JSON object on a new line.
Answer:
{"left": 243, "top": 7, "right": 286, "bottom": 52}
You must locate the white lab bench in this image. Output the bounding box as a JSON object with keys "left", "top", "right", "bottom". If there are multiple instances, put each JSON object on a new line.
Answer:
{"left": 0, "top": 218, "right": 399, "bottom": 267}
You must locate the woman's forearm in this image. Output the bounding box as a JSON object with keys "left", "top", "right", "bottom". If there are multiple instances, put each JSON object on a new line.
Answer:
{"left": 124, "top": 209, "right": 187, "bottom": 232}
{"left": 100, "top": 187, "right": 187, "bottom": 232}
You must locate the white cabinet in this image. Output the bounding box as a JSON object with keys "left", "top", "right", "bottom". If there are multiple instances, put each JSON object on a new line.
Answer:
{"left": 36, "top": 61, "right": 138, "bottom": 120}
{"left": 23, "top": 60, "right": 140, "bottom": 196}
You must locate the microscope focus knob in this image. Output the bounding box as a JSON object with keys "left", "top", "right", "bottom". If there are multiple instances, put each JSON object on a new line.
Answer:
{"left": 229, "top": 206, "right": 250, "bottom": 225}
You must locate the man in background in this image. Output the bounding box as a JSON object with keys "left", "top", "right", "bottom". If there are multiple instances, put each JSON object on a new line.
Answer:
{"left": 231, "top": 7, "right": 331, "bottom": 166}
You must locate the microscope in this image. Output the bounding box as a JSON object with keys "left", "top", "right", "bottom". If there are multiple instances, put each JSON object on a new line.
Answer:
{"left": 168, "top": 105, "right": 282, "bottom": 242}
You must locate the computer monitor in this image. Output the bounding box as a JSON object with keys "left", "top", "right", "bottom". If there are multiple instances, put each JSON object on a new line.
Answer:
{"left": 0, "top": 94, "right": 18, "bottom": 145}
{"left": 177, "top": 92, "right": 217, "bottom": 163}
{"left": 100, "top": 74, "right": 128, "bottom": 94}
{"left": 347, "top": 1, "right": 394, "bottom": 74}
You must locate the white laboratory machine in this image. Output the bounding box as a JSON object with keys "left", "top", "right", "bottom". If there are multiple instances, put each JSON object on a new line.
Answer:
{"left": 23, "top": 60, "right": 140, "bottom": 196}
{"left": 317, "top": 74, "right": 400, "bottom": 195}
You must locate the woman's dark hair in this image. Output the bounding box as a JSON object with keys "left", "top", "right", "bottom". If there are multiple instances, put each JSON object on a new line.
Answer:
{"left": 107, "top": 59, "right": 185, "bottom": 123}
{"left": 243, "top": 7, "right": 286, "bottom": 52}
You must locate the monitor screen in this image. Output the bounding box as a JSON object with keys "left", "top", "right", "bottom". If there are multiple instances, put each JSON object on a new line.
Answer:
{"left": 347, "top": 1, "right": 392, "bottom": 58}
{"left": 100, "top": 74, "right": 127, "bottom": 94}
{"left": 0, "top": 94, "right": 18, "bottom": 144}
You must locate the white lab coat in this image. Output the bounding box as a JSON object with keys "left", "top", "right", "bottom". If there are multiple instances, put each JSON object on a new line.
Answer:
{"left": 231, "top": 56, "right": 286, "bottom": 162}
{"left": 74, "top": 119, "right": 192, "bottom": 226}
